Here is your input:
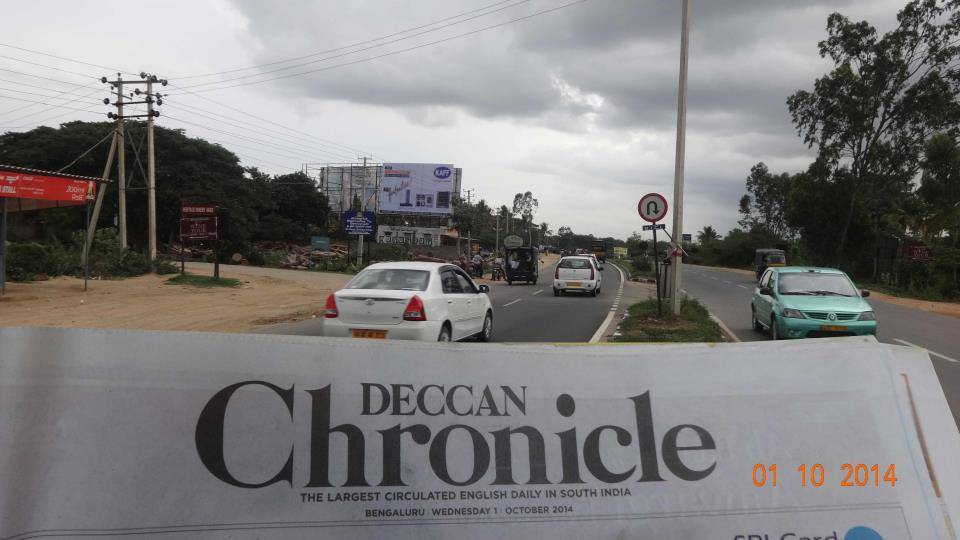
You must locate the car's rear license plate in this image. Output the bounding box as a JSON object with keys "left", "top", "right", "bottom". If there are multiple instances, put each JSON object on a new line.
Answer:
{"left": 566, "top": 282, "right": 581, "bottom": 288}
{"left": 351, "top": 329, "right": 387, "bottom": 339}
{"left": 820, "top": 325, "right": 847, "bottom": 332}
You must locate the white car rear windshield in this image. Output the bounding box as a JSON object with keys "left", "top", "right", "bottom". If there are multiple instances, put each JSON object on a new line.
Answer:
{"left": 559, "top": 258, "right": 591, "bottom": 269}
{"left": 346, "top": 269, "right": 430, "bottom": 291}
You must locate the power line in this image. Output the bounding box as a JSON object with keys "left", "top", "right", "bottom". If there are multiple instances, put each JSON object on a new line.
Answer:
{"left": 168, "top": 82, "right": 374, "bottom": 157}
{"left": 162, "top": 102, "right": 356, "bottom": 161}
{"left": 176, "top": 0, "right": 520, "bottom": 80}
{"left": 179, "top": 0, "right": 530, "bottom": 88}
{"left": 169, "top": 0, "right": 588, "bottom": 94}
{"left": 0, "top": 92, "right": 103, "bottom": 115}
{"left": 0, "top": 42, "right": 133, "bottom": 75}
{"left": 0, "top": 86, "right": 102, "bottom": 125}
{"left": 0, "top": 66, "right": 93, "bottom": 88}
{"left": 161, "top": 113, "right": 342, "bottom": 163}
{"left": 0, "top": 54, "right": 100, "bottom": 81}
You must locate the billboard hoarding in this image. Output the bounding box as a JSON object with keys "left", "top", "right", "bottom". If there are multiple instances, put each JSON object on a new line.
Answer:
{"left": 343, "top": 211, "right": 376, "bottom": 236}
{"left": 376, "top": 225, "right": 445, "bottom": 247}
{"left": 379, "top": 163, "right": 456, "bottom": 215}
{"left": 0, "top": 169, "right": 96, "bottom": 203}
{"left": 179, "top": 217, "right": 218, "bottom": 240}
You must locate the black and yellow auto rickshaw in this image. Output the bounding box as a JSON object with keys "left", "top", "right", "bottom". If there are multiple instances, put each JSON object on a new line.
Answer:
{"left": 755, "top": 248, "right": 786, "bottom": 280}
{"left": 504, "top": 247, "right": 539, "bottom": 285}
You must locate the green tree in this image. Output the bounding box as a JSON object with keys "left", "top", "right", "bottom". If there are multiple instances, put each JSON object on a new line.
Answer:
{"left": 737, "top": 163, "right": 794, "bottom": 239}
{"left": 787, "top": 0, "right": 960, "bottom": 265}
{"left": 697, "top": 225, "right": 720, "bottom": 244}
{"left": 512, "top": 191, "right": 538, "bottom": 238}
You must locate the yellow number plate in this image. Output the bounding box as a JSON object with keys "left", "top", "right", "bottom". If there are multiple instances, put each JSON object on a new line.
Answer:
{"left": 566, "top": 282, "right": 582, "bottom": 288}
{"left": 820, "top": 325, "right": 848, "bottom": 332}
{"left": 351, "top": 329, "right": 387, "bottom": 339}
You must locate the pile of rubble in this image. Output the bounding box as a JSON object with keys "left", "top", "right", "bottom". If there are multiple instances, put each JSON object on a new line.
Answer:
{"left": 168, "top": 243, "right": 215, "bottom": 261}
{"left": 254, "top": 241, "right": 349, "bottom": 270}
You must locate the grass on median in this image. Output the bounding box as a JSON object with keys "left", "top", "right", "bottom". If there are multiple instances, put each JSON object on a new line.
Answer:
{"left": 615, "top": 297, "right": 723, "bottom": 343}
{"left": 165, "top": 273, "right": 241, "bottom": 288}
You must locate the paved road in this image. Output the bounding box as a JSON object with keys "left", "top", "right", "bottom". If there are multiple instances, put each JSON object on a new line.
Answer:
{"left": 682, "top": 264, "right": 960, "bottom": 427}
{"left": 259, "top": 261, "right": 624, "bottom": 343}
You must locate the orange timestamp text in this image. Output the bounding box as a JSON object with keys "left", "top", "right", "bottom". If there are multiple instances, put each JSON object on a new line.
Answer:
{"left": 752, "top": 463, "right": 898, "bottom": 488}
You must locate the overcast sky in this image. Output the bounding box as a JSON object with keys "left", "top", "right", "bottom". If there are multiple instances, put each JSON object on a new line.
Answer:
{"left": 0, "top": 0, "right": 906, "bottom": 239}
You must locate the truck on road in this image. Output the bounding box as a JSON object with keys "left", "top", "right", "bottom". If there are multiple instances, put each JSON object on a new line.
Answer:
{"left": 591, "top": 240, "right": 607, "bottom": 263}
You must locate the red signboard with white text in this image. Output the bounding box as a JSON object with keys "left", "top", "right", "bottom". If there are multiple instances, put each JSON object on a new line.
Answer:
{"left": 0, "top": 170, "right": 96, "bottom": 203}
{"left": 181, "top": 204, "right": 218, "bottom": 216}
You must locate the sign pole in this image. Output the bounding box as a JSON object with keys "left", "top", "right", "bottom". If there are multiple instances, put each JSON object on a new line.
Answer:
{"left": 0, "top": 197, "right": 6, "bottom": 296}
{"left": 653, "top": 223, "right": 662, "bottom": 317}
{"left": 670, "top": 0, "right": 691, "bottom": 315}
{"left": 357, "top": 233, "right": 364, "bottom": 267}
{"left": 83, "top": 203, "right": 90, "bottom": 292}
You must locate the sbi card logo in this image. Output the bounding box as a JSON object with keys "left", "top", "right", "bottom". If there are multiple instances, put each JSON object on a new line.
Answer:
{"left": 433, "top": 166, "right": 452, "bottom": 179}
{"left": 734, "top": 526, "right": 881, "bottom": 540}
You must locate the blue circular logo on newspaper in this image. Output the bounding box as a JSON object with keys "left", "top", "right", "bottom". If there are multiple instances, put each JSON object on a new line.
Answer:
{"left": 434, "top": 166, "right": 452, "bottom": 179}
{"left": 845, "top": 526, "right": 882, "bottom": 540}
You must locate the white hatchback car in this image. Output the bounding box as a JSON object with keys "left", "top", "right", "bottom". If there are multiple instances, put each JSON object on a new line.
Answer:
{"left": 553, "top": 256, "right": 602, "bottom": 296}
{"left": 321, "top": 262, "right": 494, "bottom": 342}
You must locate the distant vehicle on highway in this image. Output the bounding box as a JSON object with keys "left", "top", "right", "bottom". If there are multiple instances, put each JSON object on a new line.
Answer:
{"left": 754, "top": 248, "right": 786, "bottom": 280}
{"left": 587, "top": 253, "right": 604, "bottom": 271}
{"left": 504, "top": 246, "right": 539, "bottom": 285}
{"left": 553, "top": 255, "right": 602, "bottom": 296}
{"left": 751, "top": 266, "right": 877, "bottom": 340}
{"left": 321, "top": 262, "right": 493, "bottom": 342}
{"left": 591, "top": 240, "right": 607, "bottom": 262}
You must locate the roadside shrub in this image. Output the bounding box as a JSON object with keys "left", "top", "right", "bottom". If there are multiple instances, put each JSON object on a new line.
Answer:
{"left": 154, "top": 259, "right": 179, "bottom": 275}
{"left": 368, "top": 243, "right": 408, "bottom": 262}
{"left": 259, "top": 250, "right": 285, "bottom": 268}
{"left": 5, "top": 242, "right": 75, "bottom": 281}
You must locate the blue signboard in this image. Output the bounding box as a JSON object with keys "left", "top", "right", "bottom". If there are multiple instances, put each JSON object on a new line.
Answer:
{"left": 682, "top": 233, "right": 692, "bottom": 242}
{"left": 310, "top": 236, "right": 331, "bottom": 251}
{"left": 342, "top": 211, "right": 376, "bottom": 236}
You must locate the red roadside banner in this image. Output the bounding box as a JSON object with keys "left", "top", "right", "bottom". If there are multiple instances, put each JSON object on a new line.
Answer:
{"left": 0, "top": 169, "right": 97, "bottom": 203}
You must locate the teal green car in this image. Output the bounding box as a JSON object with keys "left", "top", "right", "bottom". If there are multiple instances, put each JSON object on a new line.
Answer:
{"left": 750, "top": 267, "right": 877, "bottom": 339}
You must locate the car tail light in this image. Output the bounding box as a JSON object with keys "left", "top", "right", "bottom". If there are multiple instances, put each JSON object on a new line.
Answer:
{"left": 324, "top": 294, "right": 338, "bottom": 318}
{"left": 403, "top": 295, "right": 427, "bottom": 321}
{"left": 555, "top": 265, "right": 560, "bottom": 279}
{"left": 590, "top": 265, "right": 595, "bottom": 280}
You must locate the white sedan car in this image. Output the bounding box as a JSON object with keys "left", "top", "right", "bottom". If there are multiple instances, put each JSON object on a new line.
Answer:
{"left": 553, "top": 256, "right": 602, "bottom": 296}
{"left": 321, "top": 262, "right": 494, "bottom": 342}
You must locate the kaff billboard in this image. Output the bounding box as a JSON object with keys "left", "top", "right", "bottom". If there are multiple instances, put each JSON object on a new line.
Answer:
{"left": 379, "top": 163, "right": 456, "bottom": 215}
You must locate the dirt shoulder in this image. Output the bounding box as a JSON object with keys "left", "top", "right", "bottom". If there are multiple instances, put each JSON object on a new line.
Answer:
{"left": 0, "top": 264, "right": 351, "bottom": 332}
{"left": 867, "top": 290, "right": 960, "bottom": 319}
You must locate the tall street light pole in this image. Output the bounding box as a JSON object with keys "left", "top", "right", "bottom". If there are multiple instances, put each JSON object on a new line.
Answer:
{"left": 670, "top": 0, "right": 690, "bottom": 315}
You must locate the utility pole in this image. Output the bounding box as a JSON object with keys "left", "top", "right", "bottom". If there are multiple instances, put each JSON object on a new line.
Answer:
{"left": 669, "top": 0, "right": 691, "bottom": 315}
{"left": 102, "top": 72, "right": 166, "bottom": 260}
{"left": 146, "top": 77, "right": 157, "bottom": 260}
{"left": 495, "top": 214, "right": 500, "bottom": 255}
{"left": 115, "top": 75, "right": 127, "bottom": 248}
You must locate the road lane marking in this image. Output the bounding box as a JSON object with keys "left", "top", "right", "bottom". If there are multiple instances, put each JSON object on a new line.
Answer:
{"left": 892, "top": 338, "right": 958, "bottom": 363}
{"left": 503, "top": 299, "right": 522, "bottom": 307}
{"left": 737, "top": 284, "right": 748, "bottom": 289}
{"left": 532, "top": 289, "right": 543, "bottom": 296}
{"left": 711, "top": 276, "right": 719, "bottom": 280}
{"left": 722, "top": 280, "right": 731, "bottom": 284}
{"left": 590, "top": 262, "right": 626, "bottom": 343}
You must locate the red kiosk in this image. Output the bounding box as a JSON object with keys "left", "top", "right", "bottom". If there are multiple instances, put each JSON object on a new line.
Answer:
{"left": 0, "top": 165, "right": 103, "bottom": 295}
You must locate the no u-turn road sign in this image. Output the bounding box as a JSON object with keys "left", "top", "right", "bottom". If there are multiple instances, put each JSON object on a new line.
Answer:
{"left": 638, "top": 193, "right": 668, "bottom": 223}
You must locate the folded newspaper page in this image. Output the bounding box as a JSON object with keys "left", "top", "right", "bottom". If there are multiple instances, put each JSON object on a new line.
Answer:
{"left": 0, "top": 328, "right": 958, "bottom": 539}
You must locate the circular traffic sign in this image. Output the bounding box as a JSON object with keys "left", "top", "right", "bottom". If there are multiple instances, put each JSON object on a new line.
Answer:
{"left": 503, "top": 235, "right": 523, "bottom": 249}
{"left": 638, "top": 193, "right": 668, "bottom": 223}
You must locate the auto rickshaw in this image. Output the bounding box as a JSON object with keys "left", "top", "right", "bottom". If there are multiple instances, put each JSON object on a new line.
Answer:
{"left": 755, "top": 248, "right": 786, "bottom": 280}
{"left": 504, "top": 246, "right": 539, "bottom": 285}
